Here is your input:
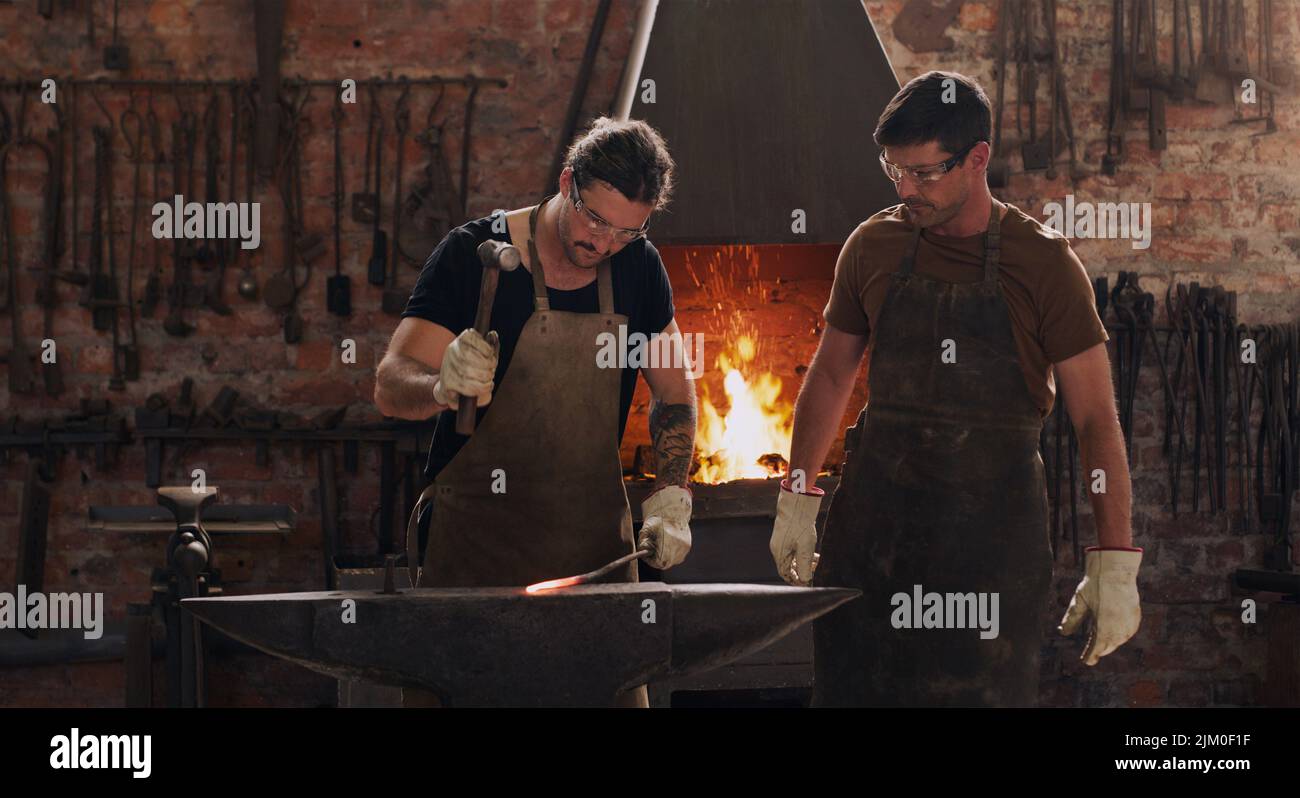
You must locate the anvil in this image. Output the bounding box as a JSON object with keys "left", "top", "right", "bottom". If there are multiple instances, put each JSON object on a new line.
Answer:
{"left": 183, "top": 582, "right": 859, "bottom": 706}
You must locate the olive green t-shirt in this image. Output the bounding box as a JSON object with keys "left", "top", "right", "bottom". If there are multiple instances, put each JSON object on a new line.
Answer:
{"left": 823, "top": 201, "right": 1108, "bottom": 418}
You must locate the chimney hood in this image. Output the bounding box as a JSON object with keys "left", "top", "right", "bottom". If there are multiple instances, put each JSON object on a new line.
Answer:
{"left": 623, "top": 0, "right": 903, "bottom": 245}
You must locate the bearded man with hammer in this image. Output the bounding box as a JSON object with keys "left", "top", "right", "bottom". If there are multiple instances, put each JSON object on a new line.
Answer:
{"left": 770, "top": 72, "right": 1142, "bottom": 706}
{"left": 375, "top": 117, "right": 696, "bottom": 707}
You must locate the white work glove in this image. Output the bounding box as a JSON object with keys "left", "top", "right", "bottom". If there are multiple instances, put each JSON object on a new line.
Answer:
{"left": 433, "top": 329, "right": 499, "bottom": 408}
{"left": 770, "top": 480, "right": 823, "bottom": 586}
{"left": 638, "top": 486, "right": 693, "bottom": 570}
{"left": 1059, "top": 547, "right": 1143, "bottom": 666}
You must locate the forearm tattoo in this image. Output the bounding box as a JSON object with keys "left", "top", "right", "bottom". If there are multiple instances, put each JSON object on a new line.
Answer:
{"left": 649, "top": 399, "right": 696, "bottom": 488}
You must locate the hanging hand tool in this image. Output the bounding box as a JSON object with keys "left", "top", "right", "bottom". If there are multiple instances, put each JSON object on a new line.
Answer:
{"left": 988, "top": 0, "right": 1012, "bottom": 187}
{"left": 142, "top": 90, "right": 165, "bottom": 316}
{"left": 164, "top": 105, "right": 197, "bottom": 338}
{"left": 269, "top": 82, "right": 314, "bottom": 343}
{"left": 1170, "top": 0, "right": 1197, "bottom": 99}
{"left": 84, "top": 88, "right": 117, "bottom": 333}
{"left": 1194, "top": 0, "right": 1235, "bottom": 103}
{"left": 39, "top": 93, "right": 66, "bottom": 396}
{"left": 253, "top": 0, "right": 286, "bottom": 178}
{"left": 400, "top": 85, "right": 460, "bottom": 264}
{"left": 236, "top": 84, "right": 259, "bottom": 301}
{"left": 382, "top": 80, "right": 412, "bottom": 317}
{"left": 352, "top": 81, "right": 379, "bottom": 225}
{"left": 99, "top": 120, "right": 127, "bottom": 392}
{"left": 102, "top": 0, "right": 129, "bottom": 70}
{"left": 1019, "top": 1, "right": 1051, "bottom": 170}
{"left": 1102, "top": 0, "right": 1124, "bottom": 172}
{"left": 366, "top": 84, "right": 388, "bottom": 288}
{"left": 1045, "top": 0, "right": 1060, "bottom": 180}
{"left": 327, "top": 92, "right": 350, "bottom": 316}
{"left": 1234, "top": 313, "right": 1254, "bottom": 532}
{"left": 0, "top": 89, "right": 38, "bottom": 395}
{"left": 118, "top": 96, "right": 144, "bottom": 381}
{"left": 456, "top": 240, "right": 521, "bottom": 435}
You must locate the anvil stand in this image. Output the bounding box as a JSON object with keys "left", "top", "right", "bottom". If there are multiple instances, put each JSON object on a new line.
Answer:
{"left": 150, "top": 486, "right": 218, "bottom": 708}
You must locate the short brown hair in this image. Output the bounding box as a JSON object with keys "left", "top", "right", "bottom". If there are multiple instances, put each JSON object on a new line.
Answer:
{"left": 874, "top": 71, "right": 991, "bottom": 158}
{"left": 564, "top": 117, "right": 676, "bottom": 211}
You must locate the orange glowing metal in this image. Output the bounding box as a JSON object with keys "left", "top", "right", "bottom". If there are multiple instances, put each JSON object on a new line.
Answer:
{"left": 524, "top": 548, "right": 652, "bottom": 593}
{"left": 525, "top": 576, "right": 582, "bottom": 594}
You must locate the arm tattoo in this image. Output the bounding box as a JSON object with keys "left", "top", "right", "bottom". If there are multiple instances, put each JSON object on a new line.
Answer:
{"left": 649, "top": 399, "right": 696, "bottom": 488}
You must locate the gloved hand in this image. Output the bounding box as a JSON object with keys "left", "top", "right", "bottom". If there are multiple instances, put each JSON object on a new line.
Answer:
{"left": 433, "top": 329, "right": 500, "bottom": 408}
{"left": 1058, "top": 547, "right": 1143, "bottom": 665}
{"left": 638, "top": 486, "right": 692, "bottom": 569}
{"left": 770, "top": 480, "right": 824, "bottom": 586}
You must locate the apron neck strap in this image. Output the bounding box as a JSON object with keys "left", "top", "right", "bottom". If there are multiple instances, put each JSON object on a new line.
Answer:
{"left": 899, "top": 199, "right": 1004, "bottom": 284}
{"left": 528, "top": 194, "right": 617, "bottom": 314}
{"left": 528, "top": 199, "right": 550, "bottom": 311}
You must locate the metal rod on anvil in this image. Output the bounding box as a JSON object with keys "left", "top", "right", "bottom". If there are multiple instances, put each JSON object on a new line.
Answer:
{"left": 526, "top": 547, "right": 652, "bottom": 593}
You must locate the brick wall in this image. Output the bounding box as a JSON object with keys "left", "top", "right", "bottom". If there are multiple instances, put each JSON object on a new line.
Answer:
{"left": 1, "top": 0, "right": 1297, "bottom": 707}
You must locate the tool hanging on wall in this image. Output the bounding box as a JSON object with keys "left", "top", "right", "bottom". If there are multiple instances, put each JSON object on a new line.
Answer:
{"left": 0, "top": 87, "right": 39, "bottom": 395}
{"left": 366, "top": 82, "right": 388, "bottom": 288}
{"left": 266, "top": 83, "right": 314, "bottom": 343}
{"left": 353, "top": 81, "right": 380, "bottom": 225}
{"left": 327, "top": 92, "right": 350, "bottom": 316}
{"left": 253, "top": 0, "right": 286, "bottom": 178}
{"left": 118, "top": 94, "right": 144, "bottom": 382}
{"left": 988, "top": 0, "right": 1012, "bottom": 186}
{"left": 237, "top": 84, "right": 259, "bottom": 301}
{"left": 382, "top": 79, "right": 411, "bottom": 317}
{"left": 195, "top": 88, "right": 232, "bottom": 316}
{"left": 39, "top": 91, "right": 67, "bottom": 396}
{"left": 82, "top": 88, "right": 115, "bottom": 333}
{"left": 103, "top": 0, "right": 129, "bottom": 70}
{"left": 163, "top": 98, "right": 197, "bottom": 337}
{"left": 142, "top": 90, "right": 166, "bottom": 315}
{"left": 400, "top": 85, "right": 460, "bottom": 266}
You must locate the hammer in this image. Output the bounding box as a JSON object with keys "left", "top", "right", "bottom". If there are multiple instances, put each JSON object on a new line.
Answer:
{"left": 456, "top": 240, "right": 521, "bottom": 434}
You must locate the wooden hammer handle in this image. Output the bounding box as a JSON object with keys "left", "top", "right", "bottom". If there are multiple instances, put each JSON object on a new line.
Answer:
{"left": 455, "top": 265, "right": 501, "bottom": 435}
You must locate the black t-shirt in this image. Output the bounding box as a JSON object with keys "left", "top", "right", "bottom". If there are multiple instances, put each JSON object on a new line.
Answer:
{"left": 402, "top": 214, "right": 676, "bottom": 481}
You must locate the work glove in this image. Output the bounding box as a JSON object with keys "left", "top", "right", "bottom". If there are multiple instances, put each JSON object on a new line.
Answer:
{"left": 433, "top": 329, "right": 499, "bottom": 408}
{"left": 638, "top": 486, "right": 693, "bottom": 570}
{"left": 1059, "top": 547, "right": 1143, "bottom": 666}
{"left": 770, "top": 480, "right": 823, "bottom": 586}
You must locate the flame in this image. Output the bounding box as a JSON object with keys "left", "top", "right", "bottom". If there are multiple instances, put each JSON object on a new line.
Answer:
{"left": 686, "top": 247, "right": 795, "bottom": 484}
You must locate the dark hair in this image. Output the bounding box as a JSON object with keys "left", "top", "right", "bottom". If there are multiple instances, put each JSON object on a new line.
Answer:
{"left": 564, "top": 117, "right": 676, "bottom": 211}
{"left": 873, "top": 71, "right": 991, "bottom": 159}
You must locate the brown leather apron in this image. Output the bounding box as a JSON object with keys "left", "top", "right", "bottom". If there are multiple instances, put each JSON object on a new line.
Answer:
{"left": 403, "top": 199, "right": 645, "bottom": 706}
{"left": 812, "top": 200, "right": 1052, "bottom": 707}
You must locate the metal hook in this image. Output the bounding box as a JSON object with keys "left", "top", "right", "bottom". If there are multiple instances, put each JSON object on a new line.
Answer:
{"left": 120, "top": 95, "right": 144, "bottom": 163}
{"left": 89, "top": 81, "right": 114, "bottom": 130}
{"left": 395, "top": 76, "right": 411, "bottom": 133}
{"left": 425, "top": 82, "right": 447, "bottom": 130}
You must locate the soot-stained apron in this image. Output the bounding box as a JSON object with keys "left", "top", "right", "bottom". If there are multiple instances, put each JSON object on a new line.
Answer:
{"left": 404, "top": 199, "right": 644, "bottom": 707}
{"left": 812, "top": 200, "right": 1052, "bottom": 707}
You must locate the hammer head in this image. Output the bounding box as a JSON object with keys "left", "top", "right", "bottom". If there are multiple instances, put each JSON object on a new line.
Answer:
{"left": 477, "top": 240, "right": 521, "bottom": 272}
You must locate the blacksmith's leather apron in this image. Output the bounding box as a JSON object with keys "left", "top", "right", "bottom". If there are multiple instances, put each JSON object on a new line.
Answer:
{"left": 812, "top": 200, "right": 1052, "bottom": 707}
{"left": 403, "top": 198, "right": 645, "bottom": 707}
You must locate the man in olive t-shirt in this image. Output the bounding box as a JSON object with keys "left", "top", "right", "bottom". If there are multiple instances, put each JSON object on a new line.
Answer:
{"left": 825, "top": 201, "right": 1107, "bottom": 419}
